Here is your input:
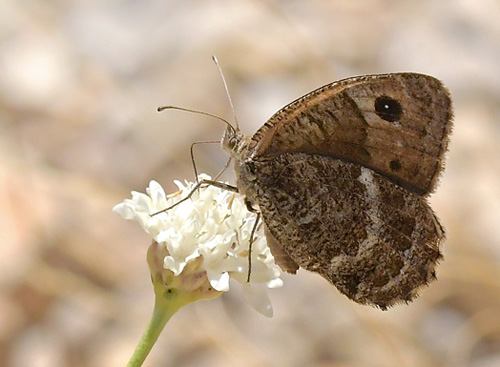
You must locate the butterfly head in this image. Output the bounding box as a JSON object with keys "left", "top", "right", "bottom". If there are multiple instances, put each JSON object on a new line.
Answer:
{"left": 221, "top": 124, "right": 250, "bottom": 160}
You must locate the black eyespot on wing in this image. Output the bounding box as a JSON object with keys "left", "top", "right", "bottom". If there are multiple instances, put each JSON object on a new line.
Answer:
{"left": 389, "top": 159, "right": 402, "bottom": 172}
{"left": 375, "top": 96, "right": 403, "bottom": 122}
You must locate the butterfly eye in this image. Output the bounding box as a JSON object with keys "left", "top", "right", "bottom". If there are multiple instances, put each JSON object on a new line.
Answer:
{"left": 374, "top": 96, "right": 403, "bottom": 122}
{"left": 229, "top": 136, "right": 238, "bottom": 149}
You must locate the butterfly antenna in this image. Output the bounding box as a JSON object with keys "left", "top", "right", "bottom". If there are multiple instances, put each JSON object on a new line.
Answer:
{"left": 212, "top": 55, "right": 239, "bottom": 131}
{"left": 157, "top": 105, "right": 235, "bottom": 133}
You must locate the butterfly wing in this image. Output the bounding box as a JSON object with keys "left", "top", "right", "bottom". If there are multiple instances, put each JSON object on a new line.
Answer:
{"left": 249, "top": 73, "right": 452, "bottom": 195}
{"left": 252, "top": 152, "right": 444, "bottom": 309}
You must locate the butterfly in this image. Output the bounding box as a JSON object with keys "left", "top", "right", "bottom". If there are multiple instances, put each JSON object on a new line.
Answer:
{"left": 220, "top": 73, "right": 452, "bottom": 309}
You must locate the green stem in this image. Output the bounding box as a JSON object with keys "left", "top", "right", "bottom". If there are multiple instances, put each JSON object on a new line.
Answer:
{"left": 127, "top": 288, "right": 195, "bottom": 367}
{"left": 127, "top": 243, "right": 221, "bottom": 366}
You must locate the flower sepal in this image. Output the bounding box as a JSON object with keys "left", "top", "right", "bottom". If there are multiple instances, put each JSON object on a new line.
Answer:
{"left": 147, "top": 240, "right": 222, "bottom": 305}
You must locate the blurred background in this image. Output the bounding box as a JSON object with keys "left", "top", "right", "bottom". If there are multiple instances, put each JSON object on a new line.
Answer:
{"left": 1, "top": 0, "right": 500, "bottom": 366}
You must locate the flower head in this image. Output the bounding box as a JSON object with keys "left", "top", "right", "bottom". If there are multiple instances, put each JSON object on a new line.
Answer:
{"left": 113, "top": 175, "right": 283, "bottom": 317}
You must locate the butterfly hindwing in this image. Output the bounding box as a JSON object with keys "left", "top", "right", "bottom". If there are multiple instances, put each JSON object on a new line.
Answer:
{"left": 252, "top": 152, "right": 444, "bottom": 308}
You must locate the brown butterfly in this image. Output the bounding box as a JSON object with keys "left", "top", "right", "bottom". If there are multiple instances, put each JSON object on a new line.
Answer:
{"left": 219, "top": 73, "right": 452, "bottom": 309}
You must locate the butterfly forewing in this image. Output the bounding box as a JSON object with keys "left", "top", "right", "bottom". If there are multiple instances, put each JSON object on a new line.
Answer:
{"left": 248, "top": 73, "right": 452, "bottom": 195}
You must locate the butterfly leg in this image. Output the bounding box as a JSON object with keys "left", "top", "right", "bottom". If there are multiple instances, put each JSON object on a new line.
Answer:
{"left": 190, "top": 141, "right": 233, "bottom": 184}
{"left": 150, "top": 179, "right": 238, "bottom": 216}
{"left": 247, "top": 212, "right": 261, "bottom": 282}
{"left": 245, "top": 199, "right": 258, "bottom": 213}
{"left": 189, "top": 140, "right": 219, "bottom": 183}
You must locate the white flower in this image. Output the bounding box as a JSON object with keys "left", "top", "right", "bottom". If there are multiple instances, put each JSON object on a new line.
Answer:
{"left": 113, "top": 174, "right": 283, "bottom": 317}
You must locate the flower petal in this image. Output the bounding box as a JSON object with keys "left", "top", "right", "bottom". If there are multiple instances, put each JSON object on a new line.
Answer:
{"left": 242, "top": 283, "right": 274, "bottom": 318}
{"left": 207, "top": 269, "right": 230, "bottom": 292}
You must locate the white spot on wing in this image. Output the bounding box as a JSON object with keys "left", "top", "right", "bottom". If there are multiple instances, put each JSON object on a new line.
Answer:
{"left": 357, "top": 167, "right": 382, "bottom": 232}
